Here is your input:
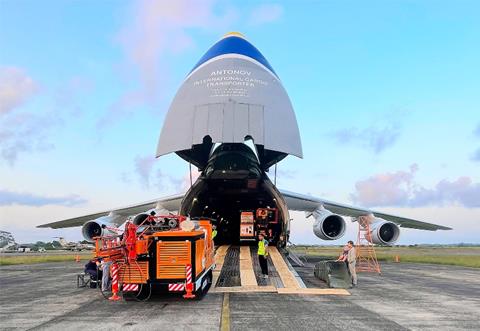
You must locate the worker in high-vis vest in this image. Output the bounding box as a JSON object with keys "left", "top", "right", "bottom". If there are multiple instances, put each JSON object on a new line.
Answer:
{"left": 212, "top": 225, "right": 217, "bottom": 239}
{"left": 257, "top": 233, "right": 269, "bottom": 278}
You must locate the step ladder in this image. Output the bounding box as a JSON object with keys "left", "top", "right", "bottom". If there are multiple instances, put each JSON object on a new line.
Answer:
{"left": 355, "top": 216, "right": 381, "bottom": 274}
{"left": 286, "top": 241, "right": 306, "bottom": 267}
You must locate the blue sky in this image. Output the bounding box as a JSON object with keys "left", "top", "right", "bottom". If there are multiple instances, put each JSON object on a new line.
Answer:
{"left": 0, "top": 0, "right": 479, "bottom": 244}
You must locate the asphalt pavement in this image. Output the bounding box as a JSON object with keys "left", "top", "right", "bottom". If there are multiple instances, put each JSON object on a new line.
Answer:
{"left": 0, "top": 261, "right": 479, "bottom": 330}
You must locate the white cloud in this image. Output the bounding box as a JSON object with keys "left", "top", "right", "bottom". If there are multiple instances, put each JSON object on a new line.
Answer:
{"left": 351, "top": 164, "right": 417, "bottom": 207}
{"left": 332, "top": 124, "right": 402, "bottom": 154}
{"left": 134, "top": 155, "right": 157, "bottom": 188}
{"left": 0, "top": 67, "right": 39, "bottom": 115}
{"left": 351, "top": 165, "right": 480, "bottom": 208}
{"left": 0, "top": 205, "right": 86, "bottom": 243}
{"left": 0, "top": 70, "right": 91, "bottom": 166}
{"left": 0, "top": 189, "right": 87, "bottom": 207}
{"left": 0, "top": 67, "right": 84, "bottom": 166}
{"left": 100, "top": 0, "right": 237, "bottom": 127}
{"left": 133, "top": 154, "right": 184, "bottom": 191}
{"left": 248, "top": 3, "right": 284, "bottom": 26}
{"left": 0, "top": 111, "right": 58, "bottom": 166}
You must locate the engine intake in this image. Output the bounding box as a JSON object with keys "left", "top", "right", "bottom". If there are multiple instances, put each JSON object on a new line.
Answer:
{"left": 81, "top": 215, "right": 118, "bottom": 241}
{"left": 369, "top": 218, "right": 400, "bottom": 245}
{"left": 132, "top": 208, "right": 171, "bottom": 226}
{"left": 312, "top": 208, "right": 346, "bottom": 240}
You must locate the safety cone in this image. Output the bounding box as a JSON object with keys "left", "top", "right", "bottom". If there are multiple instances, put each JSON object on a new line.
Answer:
{"left": 108, "top": 263, "right": 121, "bottom": 301}
{"left": 183, "top": 282, "right": 195, "bottom": 299}
{"left": 394, "top": 255, "right": 400, "bottom": 263}
{"left": 75, "top": 254, "right": 80, "bottom": 263}
{"left": 109, "top": 292, "right": 121, "bottom": 301}
{"left": 183, "top": 264, "right": 196, "bottom": 299}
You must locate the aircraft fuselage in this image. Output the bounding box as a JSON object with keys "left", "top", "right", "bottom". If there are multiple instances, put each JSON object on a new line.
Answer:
{"left": 180, "top": 143, "right": 290, "bottom": 247}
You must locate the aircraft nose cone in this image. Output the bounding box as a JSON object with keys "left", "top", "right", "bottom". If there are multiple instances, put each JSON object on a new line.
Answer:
{"left": 189, "top": 32, "right": 277, "bottom": 77}
{"left": 223, "top": 31, "right": 246, "bottom": 39}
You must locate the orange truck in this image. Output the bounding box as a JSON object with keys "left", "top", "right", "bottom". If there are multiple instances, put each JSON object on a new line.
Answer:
{"left": 94, "top": 216, "right": 215, "bottom": 300}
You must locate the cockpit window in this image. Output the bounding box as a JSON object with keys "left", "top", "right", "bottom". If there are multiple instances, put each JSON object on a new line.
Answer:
{"left": 204, "top": 143, "right": 261, "bottom": 178}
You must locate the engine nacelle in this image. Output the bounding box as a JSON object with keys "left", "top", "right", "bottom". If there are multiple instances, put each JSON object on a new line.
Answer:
{"left": 368, "top": 218, "right": 400, "bottom": 245}
{"left": 312, "top": 208, "right": 346, "bottom": 240}
{"left": 81, "top": 215, "right": 118, "bottom": 242}
{"left": 132, "top": 208, "right": 171, "bottom": 226}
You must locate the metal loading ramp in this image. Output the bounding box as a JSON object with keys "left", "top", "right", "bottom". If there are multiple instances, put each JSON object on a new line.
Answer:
{"left": 211, "top": 245, "right": 350, "bottom": 295}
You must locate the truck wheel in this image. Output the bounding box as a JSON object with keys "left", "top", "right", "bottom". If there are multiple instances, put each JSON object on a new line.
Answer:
{"left": 194, "top": 270, "right": 212, "bottom": 300}
{"left": 124, "top": 283, "right": 151, "bottom": 301}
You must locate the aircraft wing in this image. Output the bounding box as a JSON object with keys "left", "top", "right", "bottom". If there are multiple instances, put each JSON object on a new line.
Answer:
{"left": 37, "top": 193, "right": 185, "bottom": 229}
{"left": 280, "top": 189, "right": 451, "bottom": 231}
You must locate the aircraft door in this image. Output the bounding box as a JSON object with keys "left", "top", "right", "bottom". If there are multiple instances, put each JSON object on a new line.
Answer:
{"left": 193, "top": 103, "right": 224, "bottom": 145}
{"left": 192, "top": 102, "right": 265, "bottom": 146}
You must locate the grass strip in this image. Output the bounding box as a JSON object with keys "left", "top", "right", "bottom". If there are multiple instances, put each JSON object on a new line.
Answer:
{"left": 0, "top": 253, "right": 92, "bottom": 266}
{"left": 290, "top": 247, "right": 480, "bottom": 268}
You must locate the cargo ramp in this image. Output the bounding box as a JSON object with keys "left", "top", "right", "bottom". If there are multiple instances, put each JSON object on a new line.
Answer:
{"left": 211, "top": 245, "right": 350, "bottom": 295}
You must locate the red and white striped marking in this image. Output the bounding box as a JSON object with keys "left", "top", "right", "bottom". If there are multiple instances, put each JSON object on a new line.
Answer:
{"left": 168, "top": 283, "right": 185, "bottom": 291}
{"left": 122, "top": 284, "right": 139, "bottom": 292}
{"left": 108, "top": 263, "right": 121, "bottom": 301}
{"left": 186, "top": 264, "right": 192, "bottom": 284}
{"left": 183, "top": 263, "right": 195, "bottom": 295}
{"left": 111, "top": 263, "right": 118, "bottom": 288}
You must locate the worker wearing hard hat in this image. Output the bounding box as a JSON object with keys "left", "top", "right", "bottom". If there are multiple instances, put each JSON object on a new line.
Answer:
{"left": 257, "top": 233, "right": 269, "bottom": 279}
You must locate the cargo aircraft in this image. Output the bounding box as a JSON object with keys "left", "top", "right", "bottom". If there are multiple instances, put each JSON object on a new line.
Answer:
{"left": 54, "top": 237, "right": 94, "bottom": 251}
{"left": 38, "top": 32, "right": 450, "bottom": 246}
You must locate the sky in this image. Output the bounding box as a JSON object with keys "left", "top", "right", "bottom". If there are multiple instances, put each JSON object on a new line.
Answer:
{"left": 0, "top": 0, "right": 479, "bottom": 244}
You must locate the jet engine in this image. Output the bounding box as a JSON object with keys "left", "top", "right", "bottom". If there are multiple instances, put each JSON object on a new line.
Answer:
{"left": 311, "top": 208, "right": 346, "bottom": 240}
{"left": 368, "top": 218, "right": 400, "bottom": 245}
{"left": 81, "top": 215, "right": 118, "bottom": 241}
{"left": 132, "top": 208, "right": 172, "bottom": 226}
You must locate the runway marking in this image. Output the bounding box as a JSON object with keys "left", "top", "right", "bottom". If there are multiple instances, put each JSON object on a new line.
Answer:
{"left": 277, "top": 288, "right": 351, "bottom": 295}
{"left": 211, "top": 285, "right": 277, "bottom": 293}
{"left": 239, "top": 246, "right": 257, "bottom": 286}
{"left": 220, "top": 293, "right": 230, "bottom": 331}
{"left": 269, "top": 247, "right": 302, "bottom": 289}
{"left": 213, "top": 245, "right": 229, "bottom": 287}
{"left": 211, "top": 285, "right": 350, "bottom": 295}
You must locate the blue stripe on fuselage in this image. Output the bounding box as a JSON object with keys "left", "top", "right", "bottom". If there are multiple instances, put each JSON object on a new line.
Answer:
{"left": 189, "top": 36, "right": 277, "bottom": 77}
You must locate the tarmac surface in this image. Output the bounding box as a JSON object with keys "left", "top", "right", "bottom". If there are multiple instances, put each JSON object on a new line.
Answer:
{"left": 0, "top": 260, "right": 479, "bottom": 331}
